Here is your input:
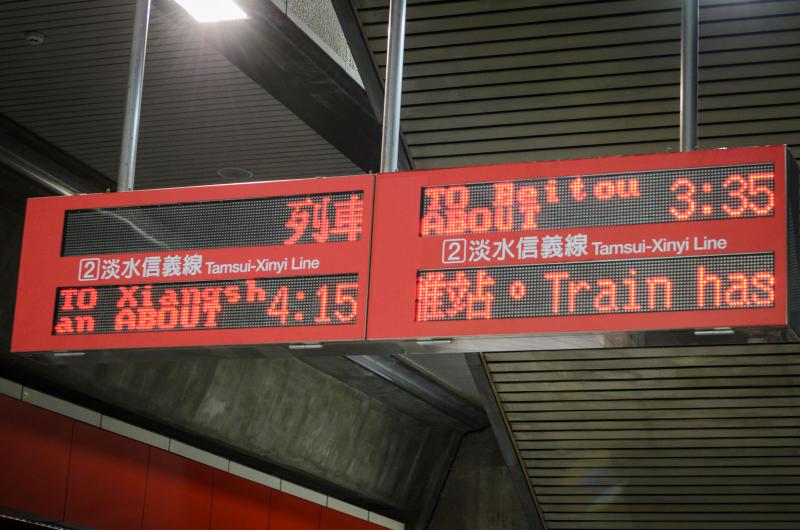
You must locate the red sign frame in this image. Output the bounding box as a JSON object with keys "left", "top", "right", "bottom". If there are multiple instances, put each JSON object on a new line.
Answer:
{"left": 12, "top": 175, "right": 374, "bottom": 353}
{"left": 367, "top": 146, "right": 794, "bottom": 341}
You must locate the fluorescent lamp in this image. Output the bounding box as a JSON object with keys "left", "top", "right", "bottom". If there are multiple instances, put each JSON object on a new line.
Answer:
{"left": 174, "top": 0, "right": 248, "bottom": 23}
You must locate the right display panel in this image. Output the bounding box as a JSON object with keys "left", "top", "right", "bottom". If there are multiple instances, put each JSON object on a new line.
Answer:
{"left": 368, "top": 145, "right": 797, "bottom": 343}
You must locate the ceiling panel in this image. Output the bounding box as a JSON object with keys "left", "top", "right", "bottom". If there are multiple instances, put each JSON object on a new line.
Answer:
{"left": 0, "top": 0, "right": 361, "bottom": 189}
{"left": 353, "top": 0, "right": 800, "bottom": 169}
{"left": 482, "top": 344, "right": 800, "bottom": 529}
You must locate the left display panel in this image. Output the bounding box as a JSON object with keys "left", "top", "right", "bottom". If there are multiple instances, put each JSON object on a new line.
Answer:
{"left": 12, "top": 175, "right": 374, "bottom": 355}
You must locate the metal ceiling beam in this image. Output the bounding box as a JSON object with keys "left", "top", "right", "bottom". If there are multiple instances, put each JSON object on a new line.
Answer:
{"left": 0, "top": 146, "right": 79, "bottom": 197}
{"left": 0, "top": 114, "right": 113, "bottom": 197}
{"left": 466, "top": 353, "right": 546, "bottom": 530}
{"left": 348, "top": 354, "right": 487, "bottom": 429}
{"left": 156, "top": 0, "right": 382, "bottom": 172}
{"left": 331, "top": 0, "right": 414, "bottom": 171}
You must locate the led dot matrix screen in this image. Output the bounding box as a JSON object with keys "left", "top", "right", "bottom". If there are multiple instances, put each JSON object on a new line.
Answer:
{"left": 63, "top": 191, "right": 365, "bottom": 256}
{"left": 421, "top": 164, "right": 775, "bottom": 236}
{"left": 416, "top": 254, "right": 774, "bottom": 321}
{"left": 415, "top": 163, "right": 779, "bottom": 322}
{"left": 53, "top": 274, "right": 359, "bottom": 335}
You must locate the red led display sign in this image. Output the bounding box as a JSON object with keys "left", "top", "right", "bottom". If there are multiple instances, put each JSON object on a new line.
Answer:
{"left": 12, "top": 175, "right": 374, "bottom": 353}
{"left": 11, "top": 146, "right": 799, "bottom": 357}
{"left": 369, "top": 146, "right": 798, "bottom": 341}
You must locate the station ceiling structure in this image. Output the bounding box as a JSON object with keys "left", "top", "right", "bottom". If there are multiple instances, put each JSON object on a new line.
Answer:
{"left": 2, "top": 1, "right": 800, "bottom": 529}
{"left": 341, "top": 0, "right": 800, "bottom": 167}
{"left": 0, "top": 0, "right": 367, "bottom": 188}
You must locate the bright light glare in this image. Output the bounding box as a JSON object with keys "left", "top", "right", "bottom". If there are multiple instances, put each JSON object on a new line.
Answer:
{"left": 174, "top": 0, "right": 248, "bottom": 22}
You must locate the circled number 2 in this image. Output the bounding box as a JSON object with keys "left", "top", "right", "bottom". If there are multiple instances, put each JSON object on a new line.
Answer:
{"left": 78, "top": 258, "right": 100, "bottom": 281}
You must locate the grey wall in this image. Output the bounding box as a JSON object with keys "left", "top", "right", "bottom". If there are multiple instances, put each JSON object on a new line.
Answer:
{"left": 428, "top": 428, "right": 528, "bottom": 530}
{"left": 24, "top": 355, "right": 460, "bottom": 521}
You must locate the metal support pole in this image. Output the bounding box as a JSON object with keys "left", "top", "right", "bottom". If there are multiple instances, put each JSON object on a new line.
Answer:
{"left": 379, "top": 0, "right": 407, "bottom": 173}
{"left": 680, "top": 0, "right": 699, "bottom": 152}
{"left": 117, "top": 0, "right": 152, "bottom": 191}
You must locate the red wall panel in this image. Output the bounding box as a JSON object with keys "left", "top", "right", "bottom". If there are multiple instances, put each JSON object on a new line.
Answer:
{"left": 320, "top": 507, "right": 377, "bottom": 530}
{"left": 0, "top": 395, "right": 72, "bottom": 519}
{"left": 0, "top": 395, "right": 392, "bottom": 530}
{"left": 142, "top": 448, "right": 214, "bottom": 530}
{"left": 269, "top": 490, "right": 321, "bottom": 530}
{"left": 210, "top": 470, "right": 270, "bottom": 530}
{"left": 64, "top": 423, "right": 149, "bottom": 530}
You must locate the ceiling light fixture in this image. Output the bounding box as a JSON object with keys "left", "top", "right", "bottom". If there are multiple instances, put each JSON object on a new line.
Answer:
{"left": 174, "top": 0, "right": 248, "bottom": 23}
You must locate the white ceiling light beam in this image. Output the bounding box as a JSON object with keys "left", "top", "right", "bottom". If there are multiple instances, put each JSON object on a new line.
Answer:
{"left": 174, "top": 0, "right": 248, "bottom": 23}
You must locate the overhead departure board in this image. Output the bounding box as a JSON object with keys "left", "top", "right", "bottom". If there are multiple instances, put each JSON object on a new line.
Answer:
{"left": 369, "top": 146, "right": 798, "bottom": 341}
{"left": 11, "top": 146, "right": 799, "bottom": 358}
{"left": 12, "top": 175, "right": 373, "bottom": 353}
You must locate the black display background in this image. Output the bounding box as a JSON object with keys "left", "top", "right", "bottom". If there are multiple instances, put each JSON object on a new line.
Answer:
{"left": 62, "top": 191, "right": 364, "bottom": 256}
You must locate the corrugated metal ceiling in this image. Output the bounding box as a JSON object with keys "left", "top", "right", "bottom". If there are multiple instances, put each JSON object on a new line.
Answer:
{"left": 0, "top": 0, "right": 361, "bottom": 188}
{"left": 483, "top": 345, "right": 800, "bottom": 529}
{"left": 354, "top": 0, "right": 800, "bottom": 168}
